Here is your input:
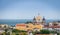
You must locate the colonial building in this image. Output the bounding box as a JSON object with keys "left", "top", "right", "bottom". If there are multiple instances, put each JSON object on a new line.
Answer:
{"left": 16, "top": 23, "right": 42, "bottom": 31}
{"left": 16, "top": 14, "right": 45, "bottom": 31}
{"left": 43, "top": 21, "right": 60, "bottom": 32}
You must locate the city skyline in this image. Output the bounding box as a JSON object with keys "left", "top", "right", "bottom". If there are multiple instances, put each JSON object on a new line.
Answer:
{"left": 0, "top": 0, "right": 60, "bottom": 19}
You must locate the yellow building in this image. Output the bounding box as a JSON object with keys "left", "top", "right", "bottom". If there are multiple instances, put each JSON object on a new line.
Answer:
{"left": 16, "top": 15, "right": 45, "bottom": 31}
{"left": 16, "top": 23, "right": 43, "bottom": 31}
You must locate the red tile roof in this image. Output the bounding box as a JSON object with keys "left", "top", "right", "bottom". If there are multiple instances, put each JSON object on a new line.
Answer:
{"left": 44, "top": 25, "right": 60, "bottom": 28}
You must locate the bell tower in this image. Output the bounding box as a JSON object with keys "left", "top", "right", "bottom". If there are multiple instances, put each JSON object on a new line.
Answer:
{"left": 42, "top": 16, "right": 45, "bottom": 25}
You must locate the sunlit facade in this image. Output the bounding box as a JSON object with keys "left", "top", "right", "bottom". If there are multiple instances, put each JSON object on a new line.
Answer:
{"left": 16, "top": 15, "right": 45, "bottom": 31}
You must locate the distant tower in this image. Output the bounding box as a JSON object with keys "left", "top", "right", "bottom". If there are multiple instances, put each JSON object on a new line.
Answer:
{"left": 43, "top": 16, "right": 45, "bottom": 21}
{"left": 42, "top": 16, "right": 45, "bottom": 25}
{"left": 33, "top": 16, "right": 36, "bottom": 24}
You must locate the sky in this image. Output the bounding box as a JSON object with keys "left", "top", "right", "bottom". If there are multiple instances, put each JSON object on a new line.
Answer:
{"left": 0, "top": 0, "right": 60, "bottom": 19}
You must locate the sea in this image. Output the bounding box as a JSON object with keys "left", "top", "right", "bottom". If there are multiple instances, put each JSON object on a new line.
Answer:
{"left": 0, "top": 19, "right": 59, "bottom": 26}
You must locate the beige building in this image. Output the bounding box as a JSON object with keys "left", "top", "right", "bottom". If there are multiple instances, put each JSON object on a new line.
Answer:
{"left": 16, "top": 15, "right": 45, "bottom": 31}
{"left": 0, "top": 24, "right": 9, "bottom": 29}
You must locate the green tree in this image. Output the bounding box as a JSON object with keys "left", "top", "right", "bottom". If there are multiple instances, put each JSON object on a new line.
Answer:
{"left": 23, "top": 32, "right": 27, "bottom": 35}
{"left": 12, "top": 29, "right": 20, "bottom": 33}
{"left": 50, "top": 31, "right": 57, "bottom": 34}
{"left": 12, "top": 29, "right": 27, "bottom": 35}
{"left": 4, "top": 29, "right": 8, "bottom": 35}
{"left": 40, "top": 30, "right": 50, "bottom": 34}
{"left": 16, "top": 34, "right": 19, "bottom": 35}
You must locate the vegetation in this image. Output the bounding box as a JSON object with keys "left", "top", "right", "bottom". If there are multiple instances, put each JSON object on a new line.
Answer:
{"left": 33, "top": 29, "right": 51, "bottom": 34}
{"left": 12, "top": 29, "right": 27, "bottom": 35}
{"left": 12, "top": 29, "right": 20, "bottom": 33}
{"left": 25, "top": 21, "right": 32, "bottom": 24}
{"left": 4, "top": 29, "right": 8, "bottom": 35}
{"left": 40, "top": 30, "right": 50, "bottom": 34}
{"left": 50, "top": 31, "right": 57, "bottom": 34}
{"left": 2, "top": 29, "right": 58, "bottom": 35}
{"left": 33, "top": 31, "right": 40, "bottom": 35}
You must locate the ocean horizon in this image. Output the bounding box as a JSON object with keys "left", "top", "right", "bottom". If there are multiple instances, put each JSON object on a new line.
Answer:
{"left": 0, "top": 19, "right": 60, "bottom": 26}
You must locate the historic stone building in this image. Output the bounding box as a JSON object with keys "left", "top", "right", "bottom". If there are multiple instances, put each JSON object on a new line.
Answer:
{"left": 16, "top": 14, "right": 45, "bottom": 31}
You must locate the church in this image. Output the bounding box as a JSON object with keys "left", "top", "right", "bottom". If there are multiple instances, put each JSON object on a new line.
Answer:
{"left": 16, "top": 14, "right": 45, "bottom": 31}
{"left": 33, "top": 14, "right": 45, "bottom": 25}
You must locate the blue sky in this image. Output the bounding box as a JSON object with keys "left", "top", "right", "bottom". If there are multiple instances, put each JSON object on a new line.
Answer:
{"left": 0, "top": 0, "right": 60, "bottom": 19}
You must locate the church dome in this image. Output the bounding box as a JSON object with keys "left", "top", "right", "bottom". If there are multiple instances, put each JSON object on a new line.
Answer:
{"left": 35, "top": 15, "right": 42, "bottom": 20}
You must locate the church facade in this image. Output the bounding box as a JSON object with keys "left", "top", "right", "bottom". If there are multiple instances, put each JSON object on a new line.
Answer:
{"left": 16, "top": 15, "right": 45, "bottom": 31}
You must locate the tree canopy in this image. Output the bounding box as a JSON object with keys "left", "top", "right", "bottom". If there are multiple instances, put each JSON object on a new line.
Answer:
{"left": 40, "top": 30, "right": 50, "bottom": 34}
